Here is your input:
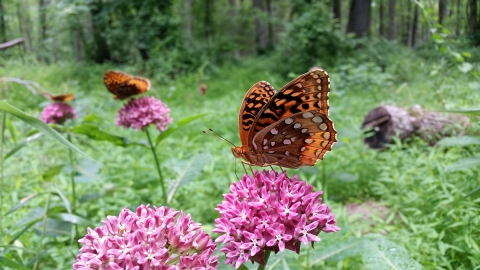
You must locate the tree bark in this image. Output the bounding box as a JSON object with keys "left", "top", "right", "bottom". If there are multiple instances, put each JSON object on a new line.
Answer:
{"left": 388, "top": 0, "right": 395, "bottom": 40}
{"left": 0, "top": 0, "right": 6, "bottom": 43}
{"left": 333, "top": 0, "right": 341, "bottom": 24}
{"left": 229, "top": 0, "right": 240, "bottom": 58}
{"left": 253, "top": 0, "right": 269, "bottom": 54}
{"left": 346, "top": 0, "right": 372, "bottom": 37}
{"left": 439, "top": 0, "right": 448, "bottom": 25}
{"left": 17, "top": 0, "right": 33, "bottom": 51}
{"left": 455, "top": 0, "right": 460, "bottom": 35}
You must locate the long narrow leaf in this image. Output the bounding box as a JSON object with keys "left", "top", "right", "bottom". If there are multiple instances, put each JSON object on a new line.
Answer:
{"left": 362, "top": 236, "right": 423, "bottom": 270}
{"left": 0, "top": 101, "right": 92, "bottom": 160}
{"left": 440, "top": 108, "right": 480, "bottom": 116}
{"left": 71, "top": 124, "right": 147, "bottom": 147}
{"left": 155, "top": 113, "right": 209, "bottom": 147}
{"left": 437, "top": 136, "right": 480, "bottom": 147}
{"left": 0, "top": 256, "right": 30, "bottom": 270}
{"left": 445, "top": 157, "right": 480, "bottom": 172}
{"left": 4, "top": 133, "right": 43, "bottom": 160}
{"left": 5, "top": 193, "right": 43, "bottom": 216}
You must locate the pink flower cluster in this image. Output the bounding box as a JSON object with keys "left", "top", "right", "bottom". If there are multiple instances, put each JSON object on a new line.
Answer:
{"left": 213, "top": 170, "right": 340, "bottom": 269}
{"left": 116, "top": 97, "right": 172, "bottom": 132}
{"left": 40, "top": 103, "right": 77, "bottom": 124}
{"left": 73, "top": 205, "right": 218, "bottom": 270}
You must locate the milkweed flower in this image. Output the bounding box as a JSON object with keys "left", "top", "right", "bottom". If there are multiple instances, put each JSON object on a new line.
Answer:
{"left": 116, "top": 96, "right": 172, "bottom": 132}
{"left": 40, "top": 103, "right": 77, "bottom": 124}
{"left": 73, "top": 205, "right": 219, "bottom": 270}
{"left": 213, "top": 170, "right": 340, "bottom": 269}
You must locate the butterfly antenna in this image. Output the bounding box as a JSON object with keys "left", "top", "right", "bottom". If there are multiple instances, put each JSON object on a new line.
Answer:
{"left": 203, "top": 128, "right": 236, "bottom": 147}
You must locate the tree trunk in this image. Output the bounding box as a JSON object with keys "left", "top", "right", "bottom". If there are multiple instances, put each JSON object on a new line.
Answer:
{"left": 388, "top": 0, "right": 395, "bottom": 40}
{"left": 185, "top": 0, "right": 192, "bottom": 48}
{"left": 346, "top": 0, "right": 372, "bottom": 37}
{"left": 379, "top": 0, "right": 384, "bottom": 37}
{"left": 17, "top": 0, "right": 33, "bottom": 51}
{"left": 74, "top": 29, "right": 83, "bottom": 62}
{"left": 229, "top": 0, "right": 240, "bottom": 58}
{"left": 205, "top": 0, "right": 213, "bottom": 40}
{"left": 0, "top": 0, "right": 6, "bottom": 43}
{"left": 38, "top": 0, "right": 47, "bottom": 62}
{"left": 408, "top": 3, "right": 418, "bottom": 47}
{"left": 89, "top": 0, "right": 111, "bottom": 63}
{"left": 455, "top": 0, "right": 461, "bottom": 35}
{"left": 439, "top": 0, "right": 448, "bottom": 25}
{"left": 253, "top": 0, "right": 269, "bottom": 54}
{"left": 333, "top": 0, "right": 341, "bottom": 24}
{"left": 469, "top": 0, "right": 477, "bottom": 36}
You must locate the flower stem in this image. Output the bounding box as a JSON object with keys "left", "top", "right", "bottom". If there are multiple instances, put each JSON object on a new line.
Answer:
{"left": 145, "top": 128, "right": 167, "bottom": 205}
{"left": 257, "top": 250, "right": 271, "bottom": 270}
{"left": 67, "top": 133, "right": 76, "bottom": 212}
{"left": 0, "top": 112, "right": 5, "bottom": 244}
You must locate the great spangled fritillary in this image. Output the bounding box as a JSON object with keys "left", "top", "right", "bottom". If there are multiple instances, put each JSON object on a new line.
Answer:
{"left": 231, "top": 69, "right": 337, "bottom": 169}
{"left": 103, "top": 70, "right": 151, "bottom": 100}
{"left": 40, "top": 91, "right": 74, "bottom": 102}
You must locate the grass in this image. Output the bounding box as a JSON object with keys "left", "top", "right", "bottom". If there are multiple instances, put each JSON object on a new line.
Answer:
{"left": 1, "top": 46, "right": 480, "bottom": 269}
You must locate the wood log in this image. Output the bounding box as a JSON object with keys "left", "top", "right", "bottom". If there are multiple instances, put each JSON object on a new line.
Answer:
{"left": 0, "top": 38, "right": 25, "bottom": 50}
{"left": 361, "top": 105, "right": 470, "bottom": 149}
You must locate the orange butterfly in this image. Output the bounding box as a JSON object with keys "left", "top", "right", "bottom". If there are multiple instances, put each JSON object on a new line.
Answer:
{"left": 40, "top": 91, "right": 74, "bottom": 102}
{"left": 231, "top": 69, "right": 337, "bottom": 169}
{"left": 103, "top": 70, "right": 151, "bottom": 100}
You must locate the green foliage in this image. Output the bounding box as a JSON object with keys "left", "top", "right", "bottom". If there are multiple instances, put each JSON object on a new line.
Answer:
{"left": 273, "top": 2, "right": 354, "bottom": 75}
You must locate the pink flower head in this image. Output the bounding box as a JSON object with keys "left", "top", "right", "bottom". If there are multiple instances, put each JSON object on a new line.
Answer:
{"left": 40, "top": 103, "right": 77, "bottom": 124}
{"left": 213, "top": 170, "right": 340, "bottom": 269}
{"left": 116, "top": 96, "right": 172, "bottom": 132}
{"left": 73, "top": 205, "right": 218, "bottom": 270}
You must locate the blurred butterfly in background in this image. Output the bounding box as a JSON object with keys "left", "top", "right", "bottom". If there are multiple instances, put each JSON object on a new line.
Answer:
{"left": 231, "top": 69, "right": 337, "bottom": 169}
{"left": 103, "top": 70, "right": 151, "bottom": 100}
{"left": 40, "top": 91, "right": 74, "bottom": 102}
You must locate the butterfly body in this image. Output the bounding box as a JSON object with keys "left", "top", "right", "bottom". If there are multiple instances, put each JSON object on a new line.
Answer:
{"left": 103, "top": 70, "right": 151, "bottom": 99}
{"left": 233, "top": 69, "right": 336, "bottom": 169}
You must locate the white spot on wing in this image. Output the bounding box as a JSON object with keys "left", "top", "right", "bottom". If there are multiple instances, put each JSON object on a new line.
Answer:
{"left": 301, "top": 128, "right": 308, "bottom": 133}
{"left": 319, "top": 123, "right": 328, "bottom": 131}
{"left": 270, "top": 141, "right": 276, "bottom": 146}
{"left": 293, "top": 123, "right": 301, "bottom": 129}
{"left": 270, "top": 128, "right": 279, "bottom": 135}
{"left": 302, "top": 112, "right": 314, "bottom": 118}
{"left": 283, "top": 139, "right": 292, "bottom": 145}
{"left": 305, "top": 138, "right": 314, "bottom": 144}
{"left": 263, "top": 139, "right": 268, "bottom": 145}
{"left": 285, "top": 118, "right": 294, "bottom": 125}
{"left": 312, "top": 116, "right": 323, "bottom": 123}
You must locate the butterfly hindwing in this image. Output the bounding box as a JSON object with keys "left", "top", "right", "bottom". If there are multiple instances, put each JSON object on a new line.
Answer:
{"left": 252, "top": 110, "right": 336, "bottom": 168}
{"left": 238, "top": 81, "right": 276, "bottom": 146}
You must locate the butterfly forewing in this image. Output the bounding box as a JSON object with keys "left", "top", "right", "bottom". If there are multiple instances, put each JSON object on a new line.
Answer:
{"left": 252, "top": 110, "right": 336, "bottom": 168}
{"left": 238, "top": 81, "right": 276, "bottom": 146}
{"left": 40, "top": 91, "right": 74, "bottom": 102}
{"left": 254, "top": 69, "right": 330, "bottom": 133}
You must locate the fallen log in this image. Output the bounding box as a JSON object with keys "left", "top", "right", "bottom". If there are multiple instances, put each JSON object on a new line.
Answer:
{"left": 361, "top": 105, "right": 470, "bottom": 149}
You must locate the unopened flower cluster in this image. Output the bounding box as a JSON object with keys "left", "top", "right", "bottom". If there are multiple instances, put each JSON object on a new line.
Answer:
{"left": 40, "top": 103, "right": 77, "bottom": 124}
{"left": 116, "top": 96, "right": 172, "bottom": 132}
{"left": 213, "top": 170, "right": 340, "bottom": 269}
{"left": 73, "top": 205, "right": 218, "bottom": 270}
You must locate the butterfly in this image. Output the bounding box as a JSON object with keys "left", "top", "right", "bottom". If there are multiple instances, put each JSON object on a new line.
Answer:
{"left": 103, "top": 70, "right": 151, "bottom": 100}
{"left": 231, "top": 69, "right": 337, "bottom": 169}
{"left": 40, "top": 91, "right": 74, "bottom": 102}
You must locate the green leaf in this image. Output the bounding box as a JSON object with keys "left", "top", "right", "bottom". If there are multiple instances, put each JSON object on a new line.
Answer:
{"left": 437, "top": 136, "right": 480, "bottom": 147}
{"left": 5, "top": 118, "right": 16, "bottom": 144}
{"left": 53, "top": 185, "right": 71, "bottom": 214}
{"left": 4, "top": 133, "right": 43, "bottom": 160}
{"left": 0, "top": 101, "right": 93, "bottom": 160}
{"left": 431, "top": 33, "right": 444, "bottom": 42}
{"left": 50, "top": 213, "right": 92, "bottom": 226}
{"left": 42, "top": 165, "right": 65, "bottom": 181}
{"left": 446, "top": 157, "right": 480, "bottom": 172}
{"left": 0, "top": 256, "right": 30, "bottom": 270}
{"left": 73, "top": 159, "right": 103, "bottom": 183}
{"left": 71, "top": 124, "right": 145, "bottom": 147}
{"left": 449, "top": 51, "right": 464, "bottom": 62}
{"left": 155, "top": 113, "right": 209, "bottom": 147}
{"left": 309, "top": 237, "right": 364, "bottom": 265}
{"left": 461, "top": 51, "right": 472, "bottom": 58}
{"left": 458, "top": 62, "right": 473, "bottom": 73}
{"left": 5, "top": 193, "right": 42, "bottom": 216}
{"left": 362, "top": 236, "right": 424, "bottom": 270}
{"left": 330, "top": 172, "right": 358, "bottom": 182}
{"left": 34, "top": 218, "right": 72, "bottom": 237}
{"left": 167, "top": 153, "right": 211, "bottom": 203}
{"left": 438, "top": 45, "right": 448, "bottom": 54}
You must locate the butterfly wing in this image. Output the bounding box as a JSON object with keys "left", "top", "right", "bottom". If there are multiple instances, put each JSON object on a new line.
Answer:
{"left": 252, "top": 110, "right": 336, "bottom": 168}
{"left": 40, "top": 91, "right": 74, "bottom": 102}
{"left": 253, "top": 69, "right": 331, "bottom": 131}
{"left": 103, "top": 70, "right": 150, "bottom": 99}
{"left": 238, "top": 81, "right": 276, "bottom": 146}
